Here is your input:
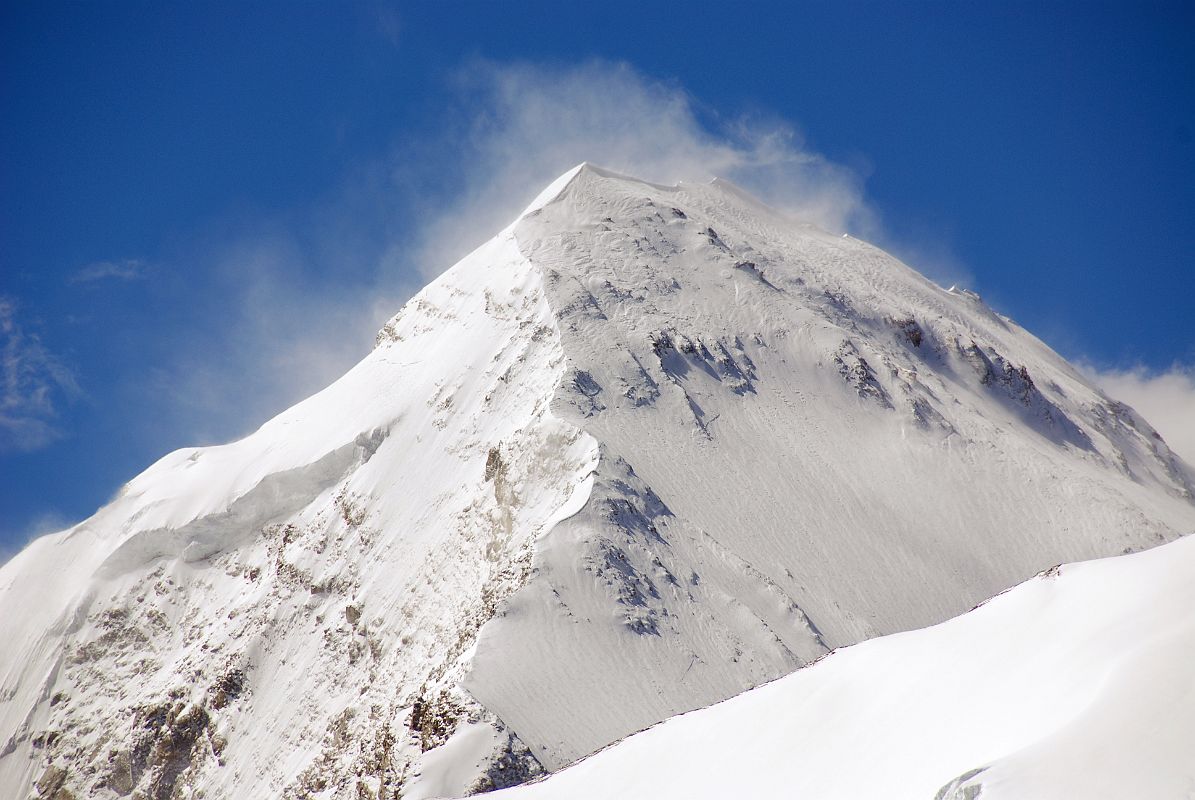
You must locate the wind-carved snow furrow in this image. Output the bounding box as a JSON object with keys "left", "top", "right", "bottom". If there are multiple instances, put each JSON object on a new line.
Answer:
{"left": 685, "top": 524, "right": 831, "bottom": 657}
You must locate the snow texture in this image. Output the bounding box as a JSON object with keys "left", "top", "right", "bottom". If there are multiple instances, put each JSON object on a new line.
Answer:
{"left": 497, "top": 535, "right": 1195, "bottom": 800}
{"left": 1, "top": 164, "right": 1192, "bottom": 799}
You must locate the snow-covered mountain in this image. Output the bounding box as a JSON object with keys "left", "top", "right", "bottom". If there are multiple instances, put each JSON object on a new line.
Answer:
{"left": 2, "top": 164, "right": 1191, "bottom": 800}
{"left": 494, "top": 534, "right": 1195, "bottom": 800}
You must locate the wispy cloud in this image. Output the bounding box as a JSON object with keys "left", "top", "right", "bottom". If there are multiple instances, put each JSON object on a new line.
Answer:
{"left": 0, "top": 510, "right": 78, "bottom": 566}
{"left": 397, "top": 59, "right": 877, "bottom": 282}
{"left": 138, "top": 227, "right": 416, "bottom": 446}
{"left": 0, "top": 297, "right": 79, "bottom": 453}
{"left": 69, "top": 258, "right": 149, "bottom": 284}
{"left": 136, "top": 60, "right": 883, "bottom": 446}
{"left": 116, "top": 61, "right": 982, "bottom": 451}
{"left": 1081, "top": 362, "right": 1195, "bottom": 465}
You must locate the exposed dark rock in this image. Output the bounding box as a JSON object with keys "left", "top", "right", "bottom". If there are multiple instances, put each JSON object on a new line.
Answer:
{"left": 210, "top": 668, "right": 246, "bottom": 710}
{"left": 832, "top": 342, "right": 893, "bottom": 409}
{"left": 102, "top": 700, "right": 215, "bottom": 800}
{"left": 484, "top": 448, "right": 504, "bottom": 482}
{"left": 892, "top": 316, "right": 924, "bottom": 348}
{"left": 733, "top": 260, "right": 779, "bottom": 291}
{"left": 703, "top": 227, "right": 729, "bottom": 250}
{"left": 572, "top": 370, "right": 606, "bottom": 415}
{"left": 36, "top": 764, "right": 69, "bottom": 798}
{"left": 934, "top": 766, "right": 988, "bottom": 800}
{"left": 409, "top": 691, "right": 465, "bottom": 753}
{"left": 468, "top": 732, "right": 545, "bottom": 794}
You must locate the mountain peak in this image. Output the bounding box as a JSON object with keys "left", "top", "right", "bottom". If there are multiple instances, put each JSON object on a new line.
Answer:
{"left": 2, "top": 165, "right": 1192, "bottom": 799}
{"left": 517, "top": 162, "right": 695, "bottom": 221}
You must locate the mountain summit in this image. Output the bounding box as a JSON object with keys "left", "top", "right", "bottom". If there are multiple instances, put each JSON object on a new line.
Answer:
{"left": 2, "top": 164, "right": 1191, "bottom": 799}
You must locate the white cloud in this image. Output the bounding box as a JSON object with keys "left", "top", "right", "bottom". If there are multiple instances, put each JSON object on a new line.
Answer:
{"left": 114, "top": 61, "right": 986, "bottom": 452}
{"left": 0, "top": 297, "right": 79, "bottom": 453}
{"left": 136, "top": 60, "right": 885, "bottom": 447}
{"left": 69, "top": 258, "right": 148, "bottom": 284}
{"left": 1083, "top": 363, "right": 1195, "bottom": 465}
{"left": 12, "top": 55, "right": 1180, "bottom": 532}
{"left": 398, "top": 59, "right": 878, "bottom": 282}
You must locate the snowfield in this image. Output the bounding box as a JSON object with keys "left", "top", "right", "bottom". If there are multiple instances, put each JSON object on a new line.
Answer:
{"left": 1, "top": 164, "right": 1191, "bottom": 799}
{"left": 496, "top": 534, "right": 1195, "bottom": 800}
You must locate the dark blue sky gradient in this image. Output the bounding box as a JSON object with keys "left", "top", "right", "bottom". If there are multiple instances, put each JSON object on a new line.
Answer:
{"left": 2, "top": 1, "right": 1193, "bottom": 551}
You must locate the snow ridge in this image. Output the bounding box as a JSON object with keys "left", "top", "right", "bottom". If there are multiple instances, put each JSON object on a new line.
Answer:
{"left": 494, "top": 535, "right": 1195, "bottom": 800}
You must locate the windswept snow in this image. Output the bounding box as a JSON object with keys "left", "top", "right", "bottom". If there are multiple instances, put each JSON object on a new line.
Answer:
{"left": 1, "top": 230, "right": 598, "bottom": 798}
{"left": 496, "top": 535, "right": 1195, "bottom": 800}
{"left": 1, "top": 164, "right": 1191, "bottom": 799}
{"left": 464, "top": 164, "right": 1195, "bottom": 770}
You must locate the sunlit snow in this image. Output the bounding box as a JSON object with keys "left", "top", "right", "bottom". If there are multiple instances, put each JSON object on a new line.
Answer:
{"left": 499, "top": 536, "right": 1195, "bottom": 800}
{"left": 1, "top": 165, "right": 1190, "bottom": 799}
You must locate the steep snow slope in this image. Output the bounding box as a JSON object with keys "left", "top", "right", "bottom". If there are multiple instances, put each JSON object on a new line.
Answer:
{"left": 497, "top": 534, "right": 1195, "bottom": 800}
{"left": 1, "top": 164, "right": 1192, "bottom": 800}
{"left": 463, "top": 164, "right": 1195, "bottom": 770}
{"left": 0, "top": 218, "right": 597, "bottom": 799}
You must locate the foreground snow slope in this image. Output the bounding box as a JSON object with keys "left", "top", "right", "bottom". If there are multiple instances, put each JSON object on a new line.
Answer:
{"left": 498, "top": 534, "right": 1195, "bottom": 800}
{"left": 1, "top": 164, "right": 1192, "bottom": 799}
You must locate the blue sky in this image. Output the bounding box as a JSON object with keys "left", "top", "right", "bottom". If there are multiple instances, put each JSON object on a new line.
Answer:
{"left": 2, "top": 1, "right": 1193, "bottom": 555}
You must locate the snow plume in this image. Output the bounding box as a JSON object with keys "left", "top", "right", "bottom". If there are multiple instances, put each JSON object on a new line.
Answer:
{"left": 401, "top": 59, "right": 877, "bottom": 280}
{"left": 0, "top": 297, "right": 78, "bottom": 453}
{"left": 117, "top": 60, "right": 965, "bottom": 451}
{"left": 140, "top": 60, "right": 878, "bottom": 445}
{"left": 1083, "top": 362, "right": 1195, "bottom": 465}
{"left": 0, "top": 510, "right": 76, "bottom": 565}
{"left": 142, "top": 229, "right": 416, "bottom": 446}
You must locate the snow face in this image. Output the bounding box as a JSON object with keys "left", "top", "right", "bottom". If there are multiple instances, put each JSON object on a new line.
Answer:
{"left": 0, "top": 231, "right": 598, "bottom": 798}
{"left": 1, "top": 164, "right": 1192, "bottom": 799}
{"left": 494, "top": 535, "right": 1195, "bottom": 800}
{"left": 464, "top": 164, "right": 1195, "bottom": 770}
